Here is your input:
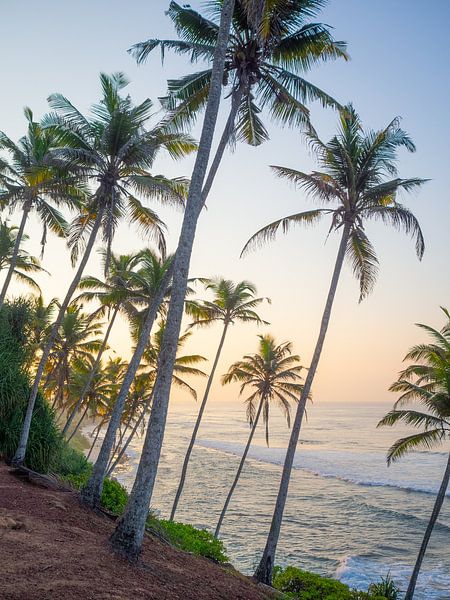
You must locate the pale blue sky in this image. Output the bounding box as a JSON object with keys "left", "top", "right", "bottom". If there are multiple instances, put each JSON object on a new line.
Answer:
{"left": 1, "top": 0, "right": 449, "bottom": 405}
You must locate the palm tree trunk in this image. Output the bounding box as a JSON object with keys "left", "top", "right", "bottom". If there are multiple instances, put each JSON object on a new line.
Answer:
{"left": 170, "top": 321, "right": 230, "bottom": 520}
{"left": 87, "top": 421, "right": 104, "bottom": 461}
{"left": 106, "top": 397, "right": 152, "bottom": 478}
{"left": 81, "top": 266, "right": 172, "bottom": 508}
{"left": 61, "top": 304, "right": 119, "bottom": 438}
{"left": 0, "top": 201, "right": 32, "bottom": 309}
{"left": 12, "top": 207, "right": 105, "bottom": 465}
{"left": 405, "top": 451, "right": 450, "bottom": 600}
{"left": 109, "top": 0, "right": 236, "bottom": 562}
{"left": 215, "top": 394, "right": 264, "bottom": 538}
{"left": 254, "top": 221, "right": 351, "bottom": 585}
{"left": 67, "top": 403, "right": 89, "bottom": 442}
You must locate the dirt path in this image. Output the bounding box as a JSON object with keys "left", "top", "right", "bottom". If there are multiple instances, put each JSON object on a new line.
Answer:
{"left": 0, "top": 463, "right": 271, "bottom": 599}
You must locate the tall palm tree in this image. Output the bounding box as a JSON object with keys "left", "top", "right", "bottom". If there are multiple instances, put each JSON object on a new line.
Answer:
{"left": 378, "top": 309, "right": 450, "bottom": 600}
{"left": 0, "top": 220, "right": 47, "bottom": 296}
{"left": 61, "top": 249, "right": 143, "bottom": 436}
{"left": 107, "top": 324, "right": 207, "bottom": 477}
{"left": 244, "top": 105, "right": 427, "bottom": 584}
{"left": 82, "top": 251, "right": 175, "bottom": 507}
{"left": 0, "top": 108, "right": 79, "bottom": 308}
{"left": 44, "top": 303, "right": 103, "bottom": 413}
{"left": 109, "top": 0, "right": 236, "bottom": 561}
{"left": 170, "top": 278, "right": 267, "bottom": 519}
{"left": 26, "top": 295, "right": 59, "bottom": 372}
{"left": 215, "top": 334, "right": 304, "bottom": 537}
{"left": 13, "top": 72, "right": 193, "bottom": 465}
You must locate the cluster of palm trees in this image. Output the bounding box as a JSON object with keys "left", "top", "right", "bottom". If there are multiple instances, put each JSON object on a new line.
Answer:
{"left": 0, "top": 1, "right": 446, "bottom": 598}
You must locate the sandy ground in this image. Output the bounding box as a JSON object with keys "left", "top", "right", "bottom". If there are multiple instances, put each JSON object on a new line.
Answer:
{"left": 0, "top": 463, "right": 271, "bottom": 599}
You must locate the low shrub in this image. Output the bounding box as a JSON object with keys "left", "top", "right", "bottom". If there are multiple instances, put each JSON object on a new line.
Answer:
{"left": 368, "top": 575, "right": 401, "bottom": 600}
{"left": 146, "top": 514, "right": 228, "bottom": 564}
{"left": 100, "top": 478, "right": 129, "bottom": 515}
{"left": 272, "top": 566, "right": 388, "bottom": 600}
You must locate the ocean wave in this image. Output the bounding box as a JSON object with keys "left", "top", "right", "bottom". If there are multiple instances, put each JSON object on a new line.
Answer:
{"left": 197, "top": 440, "right": 450, "bottom": 497}
{"left": 336, "top": 555, "right": 450, "bottom": 600}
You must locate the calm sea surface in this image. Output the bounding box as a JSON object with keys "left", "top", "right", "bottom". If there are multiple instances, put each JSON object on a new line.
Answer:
{"left": 86, "top": 401, "right": 450, "bottom": 599}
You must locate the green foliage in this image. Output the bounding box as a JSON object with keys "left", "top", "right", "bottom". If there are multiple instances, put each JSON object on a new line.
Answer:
{"left": 50, "top": 443, "right": 90, "bottom": 477}
{"left": 100, "top": 478, "right": 129, "bottom": 515}
{"left": 0, "top": 301, "right": 61, "bottom": 472}
{"left": 368, "top": 575, "right": 401, "bottom": 600}
{"left": 146, "top": 514, "right": 228, "bottom": 564}
{"left": 272, "top": 566, "right": 388, "bottom": 600}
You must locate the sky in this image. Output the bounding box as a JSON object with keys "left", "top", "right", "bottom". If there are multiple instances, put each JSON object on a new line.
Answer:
{"left": 1, "top": 0, "right": 449, "bottom": 408}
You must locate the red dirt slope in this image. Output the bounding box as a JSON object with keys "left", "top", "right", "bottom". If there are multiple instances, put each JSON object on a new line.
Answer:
{"left": 0, "top": 463, "right": 271, "bottom": 599}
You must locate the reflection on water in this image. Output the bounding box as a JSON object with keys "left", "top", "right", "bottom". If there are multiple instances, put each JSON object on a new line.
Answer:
{"left": 86, "top": 401, "right": 450, "bottom": 599}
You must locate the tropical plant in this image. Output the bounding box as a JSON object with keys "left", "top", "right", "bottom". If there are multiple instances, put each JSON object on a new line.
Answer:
{"left": 13, "top": 72, "right": 193, "bottom": 465}
{"left": 244, "top": 105, "right": 427, "bottom": 584}
{"left": 82, "top": 251, "right": 174, "bottom": 506}
{"left": 170, "top": 278, "right": 267, "bottom": 519}
{"left": 378, "top": 309, "right": 450, "bottom": 600}
{"left": 26, "top": 295, "right": 59, "bottom": 367}
{"left": 0, "top": 108, "right": 78, "bottom": 308}
{"left": 106, "top": 323, "right": 207, "bottom": 477}
{"left": 109, "top": 1, "right": 236, "bottom": 561}
{"left": 215, "top": 334, "right": 304, "bottom": 537}
{"left": 0, "top": 220, "right": 47, "bottom": 295}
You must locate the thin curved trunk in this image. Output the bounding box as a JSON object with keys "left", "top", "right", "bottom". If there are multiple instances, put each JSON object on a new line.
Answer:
{"left": 61, "top": 305, "right": 119, "bottom": 438}
{"left": 12, "top": 207, "right": 104, "bottom": 465}
{"left": 81, "top": 265, "right": 172, "bottom": 508}
{"left": 215, "top": 394, "right": 264, "bottom": 538}
{"left": 405, "top": 451, "right": 450, "bottom": 600}
{"left": 254, "top": 221, "right": 351, "bottom": 585}
{"left": 106, "top": 395, "right": 153, "bottom": 478}
{"left": 67, "top": 403, "right": 89, "bottom": 443}
{"left": 0, "top": 202, "right": 31, "bottom": 309}
{"left": 86, "top": 421, "right": 105, "bottom": 461}
{"left": 170, "top": 320, "right": 230, "bottom": 520}
{"left": 109, "top": 0, "right": 236, "bottom": 561}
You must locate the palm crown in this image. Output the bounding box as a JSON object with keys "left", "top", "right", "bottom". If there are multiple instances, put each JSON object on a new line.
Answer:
{"left": 243, "top": 104, "right": 427, "bottom": 300}
{"left": 130, "top": 0, "right": 348, "bottom": 145}
{"left": 43, "top": 72, "right": 195, "bottom": 266}
{"left": 188, "top": 278, "right": 268, "bottom": 327}
{"left": 378, "top": 308, "right": 450, "bottom": 463}
{"left": 222, "top": 334, "right": 304, "bottom": 443}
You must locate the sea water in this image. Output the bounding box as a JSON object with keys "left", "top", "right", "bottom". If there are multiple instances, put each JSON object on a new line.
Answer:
{"left": 89, "top": 401, "right": 450, "bottom": 599}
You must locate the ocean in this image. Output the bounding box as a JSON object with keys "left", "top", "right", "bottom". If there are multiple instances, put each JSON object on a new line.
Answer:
{"left": 87, "top": 401, "right": 450, "bottom": 599}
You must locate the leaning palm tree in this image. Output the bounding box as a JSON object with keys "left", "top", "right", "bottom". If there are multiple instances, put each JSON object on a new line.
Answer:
{"left": 109, "top": 1, "right": 236, "bottom": 561}
{"left": 244, "top": 105, "right": 427, "bottom": 584}
{"left": 13, "top": 72, "right": 193, "bottom": 465}
{"left": 0, "top": 108, "right": 78, "bottom": 308}
{"left": 81, "top": 250, "right": 175, "bottom": 507}
{"left": 61, "top": 249, "right": 143, "bottom": 437}
{"left": 0, "top": 220, "right": 47, "bottom": 296}
{"left": 378, "top": 309, "right": 450, "bottom": 600}
{"left": 215, "top": 334, "right": 304, "bottom": 538}
{"left": 107, "top": 324, "right": 207, "bottom": 477}
{"left": 170, "top": 278, "right": 267, "bottom": 519}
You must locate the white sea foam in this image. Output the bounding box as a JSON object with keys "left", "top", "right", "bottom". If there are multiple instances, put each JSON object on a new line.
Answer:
{"left": 196, "top": 439, "right": 450, "bottom": 497}
{"left": 336, "top": 555, "right": 450, "bottom": 600}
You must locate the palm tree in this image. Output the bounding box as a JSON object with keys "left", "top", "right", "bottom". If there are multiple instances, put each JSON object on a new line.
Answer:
{"left": 44, "top": 303, "right": 103, "bottom": 414}
{"left": 61, "top": 249, "right": 143, "bottom": 436}
{"left": 215, "top": 334, "right": 304, "bottom": 537}
{"left": 0, "top": 108, "right": 79, "bottom": 308}
{"left": 0, "top": 220, "right": 48, "bottom": 295}
{"left": 81, "top": 251, "right": 175, "bottom": 507}
{"left": 170, "top": 278, "right": 267, "bottom": 519}
{"left": 13, "top": 72, "right": 193, "bottom": 465}
{"left": 109, "top": 0, "right": 236, "bottom": 561}
{"left": 107, "top": 324, "right": 207, "bottom": 477}
{"left": 26, "top": 295, "right": 59, "bottom": 371}
{"left": 244, "top": 105, "right": 427, "bottom": 584}
{"left": 378, "top": 309, "right": 450, "bottom": 600}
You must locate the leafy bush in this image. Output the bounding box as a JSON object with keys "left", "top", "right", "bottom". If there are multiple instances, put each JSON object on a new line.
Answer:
{"left": 272, "top": 566, "right": 388, "bottom": 600}
{"left": 51, "top": 442, "right": 90, "bottom": 477}
{"left": 100, "top": 478, "right": 129, "bottom": 515}
{"left": 146, "top": 514, "right": 228, "bottom": 563}
{"left": 368, "top": 575, "right": 401, "bottom": 600}
{"left": 0, "top": 302, "right": 61, "bottom": 472}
